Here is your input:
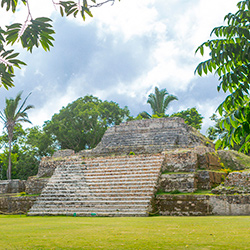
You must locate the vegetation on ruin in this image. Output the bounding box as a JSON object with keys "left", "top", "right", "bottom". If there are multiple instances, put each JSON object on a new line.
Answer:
{"left": 218, "top": 150, "right": 250, "bottom": 171}
{"left": 156, "top": 189, "right": 214, "bottom": 196}
{"left": 0, "top": 215, "right": 249, "bottom": 250}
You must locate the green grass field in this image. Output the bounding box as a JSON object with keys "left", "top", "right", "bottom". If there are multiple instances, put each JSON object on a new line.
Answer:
{"left": 0, "top": 215, "right": 249, "bottom": 249}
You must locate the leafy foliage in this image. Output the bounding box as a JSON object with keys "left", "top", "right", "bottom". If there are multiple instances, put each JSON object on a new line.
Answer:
{"left": 135, "top": 87, "right": 178, "bottom": 120}
{"left": 44, "top": 95, "right": 130, "bottom": 152}
{"left": 0, "top": 124, "right": 57, "bottom": 180}
{"left": 195, "top": 0, "right": 250, "bottom": 152}
{"left": 206, "top": 114, "right": 225, "bottom": 141}
{"left": 0, "top": 0, "right": 120, "bottom": 88}
{"left": 171, "top": 107, "right": 203, "bottom": 130}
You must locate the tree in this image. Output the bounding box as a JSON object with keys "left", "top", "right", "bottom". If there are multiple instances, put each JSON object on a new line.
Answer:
{"left": 44, "top": 95, "right": 130, "bottom": 152}
{"left": 195, "top": 0, "right": 250, "bottom": 152}
{"left": 206, "top": 114, "right": 224, "bottom": 141}
{"left": 147, "top": 87, "right": 178, "bottom": 116}
{"left": 25, "top": 126, "right": 58, "bottom": 157}
{"left": 0, "top": 0, "right": 120, "bottom": 89}
{"left": 0, "top": 124, "right": 57, "bottom": 180}
{"left": 0, "top": 92, "right": 34, "bottom": 179}
{"left": 171, "top": 107, "right": 203, "bottom": 130}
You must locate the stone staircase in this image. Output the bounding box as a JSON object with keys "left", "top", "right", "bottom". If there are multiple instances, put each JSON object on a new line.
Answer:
{"left": 28, "top": 154, "right": 164, "bottom": 216}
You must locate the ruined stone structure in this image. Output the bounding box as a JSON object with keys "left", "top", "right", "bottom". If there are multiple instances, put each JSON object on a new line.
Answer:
{"left": 1, "top": 117, "right": 250, "bottom": 216}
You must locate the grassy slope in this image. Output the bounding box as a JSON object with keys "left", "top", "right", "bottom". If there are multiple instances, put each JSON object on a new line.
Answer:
{"left": 0, "top": 216, "right": 249, "bottom": 250}
{"left": 218, "top": 150, "right": 250, "bottom": 171}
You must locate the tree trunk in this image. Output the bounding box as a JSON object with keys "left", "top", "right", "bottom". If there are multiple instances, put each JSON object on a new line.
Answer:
{"left": 7, "top": 137, "right": 12, "bottom": 180}
{"left": 7, "top": 126, "right": 13, "bottom": 180}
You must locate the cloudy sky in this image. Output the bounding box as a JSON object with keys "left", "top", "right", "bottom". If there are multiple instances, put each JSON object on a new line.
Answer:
{"left": 0, "top": 0, "right": 239, "bottom": 134}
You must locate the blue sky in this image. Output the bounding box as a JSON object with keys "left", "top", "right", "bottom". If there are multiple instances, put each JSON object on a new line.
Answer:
{"left": 0, "top": 0, "right": 239, "bottom": 134}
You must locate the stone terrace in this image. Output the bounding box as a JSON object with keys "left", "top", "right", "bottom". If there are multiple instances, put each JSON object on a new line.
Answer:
{"left": 28, "top": 154, "right": 164, "bottom": 216}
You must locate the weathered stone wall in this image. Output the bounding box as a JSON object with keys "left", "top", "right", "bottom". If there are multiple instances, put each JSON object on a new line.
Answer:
{"left": 196, "top": 171, "right": 225, "bottom": 190}
{"left": 37, "top": 158, "right": 67, "bottom": 178}
{"left": 0, "top": 181, "right": 9, "bottom": 193}
{"left": 162, "top": 150, "right": 198, "bottom": 172}
{"left": 79, "top": 117, "right": 212, "bottom": 156}
{"left": 0, "top": 180, "right": 25, "bottom": 194}
{"left": 158, "top": 174, "right": 196, "bottom": 193}
{"left": 198, "top": 152, "right": 222, "bottom": 170}
{"left": 212, "top": 171, "right": 250, "bottom": 194}
{"left": 156, "top": 195, "right": 211, "bottom": 216}
{"left": 161, "top": 147, "right": 221, "bottom": 173}
{"left": 0, "top": 196, "right": 36, "bottom": 214}
{"left": 210, "top": 195, "right": 250, "bottom": 215}
{"left": 155, "top": 194, "right": 250, "bottom": 216}
{"left": 158, "top": 171, "right": 225, "bottom": 193}
{"left": 25, "top": 176, "right": 50, "bottom": 194}
{"left": 225, "top": 172, "right": 250, "bottom": 188}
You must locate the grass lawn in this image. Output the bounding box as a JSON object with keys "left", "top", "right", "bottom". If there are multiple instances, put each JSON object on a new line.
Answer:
{"left": 0, "top": 215, "right": 249, "bottom": 249}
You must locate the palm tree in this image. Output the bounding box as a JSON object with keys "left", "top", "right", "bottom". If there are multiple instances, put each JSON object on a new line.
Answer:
{"left": 147, "top": 87, "right": 178, "bottom": 116}
{"left": 0, "top": 92, "right": 34, "bottom": 180}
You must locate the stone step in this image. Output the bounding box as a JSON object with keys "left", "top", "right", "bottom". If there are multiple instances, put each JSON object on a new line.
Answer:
{"left": 37, "top": 196, "right": 151, "bottom": 201}
{"left": 32, "top": 200, "right": 150, "bottom": 206}
{"left": 30, "top": 205, "right": 148, "bottom": 211}
{"left": 66, "top": 155, "right": 163, "bottom": 162}
{"left": 28, "top": 211, "right": 147, "bottom": 217}
{"left": 54, "top": 168, "right": 161, "bottom": 174}
{"left": 48, "top": 180, "right": 157, "bottom": 186}
{"left": 57, "top": 164, "right": 162, "bottom": 171}
{"left": 42, "top": 185, "right": 155, "bottom": 192}
{"left": 50, "top": 174, "right": 159, "bottom": 180}
{"left": 39, "top": 192, "right": 152, "bottom": 197}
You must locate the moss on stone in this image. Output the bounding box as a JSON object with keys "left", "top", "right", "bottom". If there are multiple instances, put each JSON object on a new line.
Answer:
{"left": 218, "top": 150, "right": 250, "bottom": 171}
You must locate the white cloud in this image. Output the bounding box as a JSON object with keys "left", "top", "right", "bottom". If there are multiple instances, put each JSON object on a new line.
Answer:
{"left": 0, "top": 0, "right": 241, "bottom": 135}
